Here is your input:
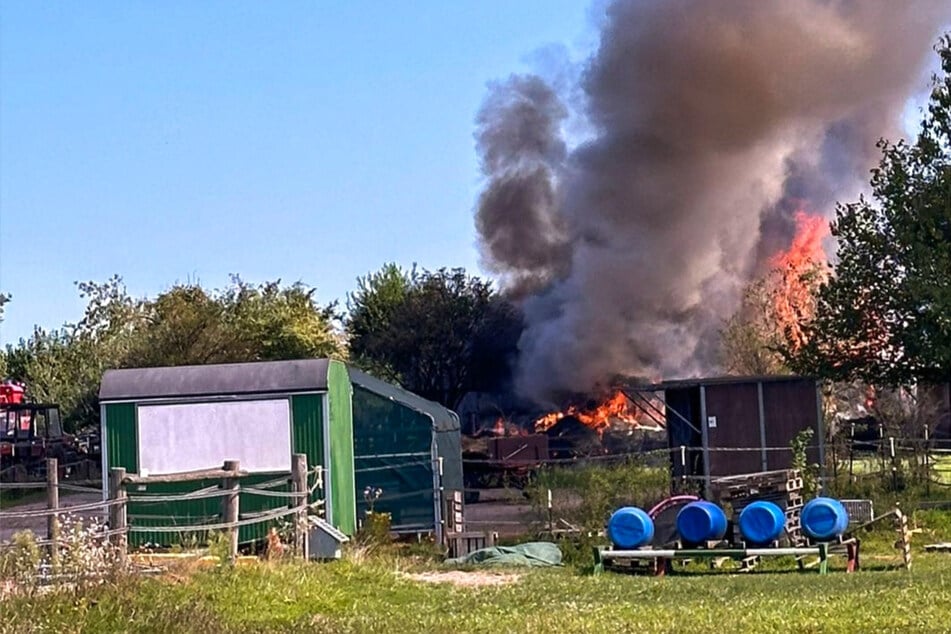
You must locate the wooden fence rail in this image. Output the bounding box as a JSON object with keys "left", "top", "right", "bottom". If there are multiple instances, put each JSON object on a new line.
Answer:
{"left": 0, "top": 455, "right": 313, "bottom": 562}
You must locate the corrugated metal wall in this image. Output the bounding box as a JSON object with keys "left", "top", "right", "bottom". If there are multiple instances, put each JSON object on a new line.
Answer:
{"left": 326, "top": 360, "right": 356, "bottom": 535}
{"left": 664, "top": 378, "right": 823, "bottom": 484}
{"left": 105, "top": 394, "right": 326, "bottom": 547}
{"left": 762, "top": 380, "right": 822, "bottom": 468}
{"left": 705, "top": 382, "right": 763, "bottom": 476}
{"left": 105, "top": 403, "right": 137, "bottom": 472}
{"left": 352, "top": 385, "right": 435, "bottom": 531}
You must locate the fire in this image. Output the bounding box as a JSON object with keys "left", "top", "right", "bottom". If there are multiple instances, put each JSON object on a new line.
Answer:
{"left": 491, "top": 417, "right": 529, "bottom": 437}
{"left": 534, "top": 390, "right": 641, "bottom": 437}
{"left": 769, "top": 210, "right": 830, "bottom": 350}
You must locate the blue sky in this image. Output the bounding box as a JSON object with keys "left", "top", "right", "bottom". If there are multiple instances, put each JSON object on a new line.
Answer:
{"left": 0, "top": 1, "right": 594, "bottom": 344}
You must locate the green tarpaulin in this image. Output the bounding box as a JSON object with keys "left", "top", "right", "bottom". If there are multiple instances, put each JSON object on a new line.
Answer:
{"left": 446, "top": 542, "right": 563, "bottom": 567}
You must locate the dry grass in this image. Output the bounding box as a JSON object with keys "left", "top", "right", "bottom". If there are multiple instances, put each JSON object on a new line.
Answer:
{"left": 400, "top": 570, "right": 521, "bottom": 587}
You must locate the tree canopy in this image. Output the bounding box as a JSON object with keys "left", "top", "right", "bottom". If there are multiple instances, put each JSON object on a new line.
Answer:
{"left": 347, "top": 265, "right": 521, "bottom": 409}
{"left": 2, "top": 276, "right": 343, "bottom": 431}
{"left": 790, "top": 36, "right": 951, "bottom": 386}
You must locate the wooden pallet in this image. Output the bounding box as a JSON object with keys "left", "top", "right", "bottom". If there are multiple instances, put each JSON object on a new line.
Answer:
{"left": 924, "top": 543, "right": 951, "bottom": 552}
{"left": 594, "top": 543, "right": 842, "bottom": 576}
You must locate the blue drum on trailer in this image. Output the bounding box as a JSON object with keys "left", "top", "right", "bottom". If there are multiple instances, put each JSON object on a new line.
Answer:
{"left": 738, "top": 501, "right": 786, "bottom": 545}
{"left": 801, "top": 497, "right": 849, "bottom": 540}
{"left": 607, "top": 506, "right": 655, "bottom": 549}
{"left": 676, "top": 501, "right": 728, "bottom": 544}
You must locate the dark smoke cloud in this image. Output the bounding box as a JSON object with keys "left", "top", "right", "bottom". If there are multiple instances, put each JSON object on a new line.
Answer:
{"left": 475, "top": 75, "right": 572, "bottom": 294}
{"left": 475, "top": 0, "right": 951, "bottom": 405}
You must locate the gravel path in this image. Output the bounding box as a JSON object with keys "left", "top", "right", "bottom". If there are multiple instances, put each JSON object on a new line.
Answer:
{"left": 0, "top": 491, "right": 104, "bottom": 542}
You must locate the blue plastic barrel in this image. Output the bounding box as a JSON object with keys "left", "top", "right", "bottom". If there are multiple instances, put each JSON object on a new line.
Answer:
{"left": 676, "top": 501, "right": 728, "bottom": 544}
{"left": 801, "top": 497, "right": 849, "bottom": 541}
{"left": 738, "top": 501, "right": 787, "bottom": 545}
{"left": 607, "top": 506, "right": 655, "bottom": 549}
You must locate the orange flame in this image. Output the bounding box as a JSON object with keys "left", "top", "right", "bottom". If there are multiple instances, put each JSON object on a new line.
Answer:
{"left": 493, "top": 417, "right": 505, "bottom": 436}
{"left": 770, "top": 210, "right": 829, "bottom": 350}
{"left": 491, "top": 416, "right": 529, "bottom": 437}
{"left": 534, "top": 390, "right": 642, "bottom": 437}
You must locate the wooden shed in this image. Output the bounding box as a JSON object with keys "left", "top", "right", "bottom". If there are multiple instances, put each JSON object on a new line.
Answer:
{"left": 629, "top": 376, "right": 824, "bottom": 498}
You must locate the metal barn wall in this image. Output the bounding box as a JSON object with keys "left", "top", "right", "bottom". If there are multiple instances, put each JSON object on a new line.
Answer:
{"left": 104, "top": 393, "right": 327, "bottom": 547}
{"left": 704, "top": 382, "right": 763, "bottom": 476}
{"left": 663, "top": 377, "right": 824, "bottom": 495}
{"left": 665, "top": 388, "right": 702, "bottom": 482}
{"left": 326, "top": 360, "right": 356, "bottom": 535}
{"left": 761, "top": 380, "right": 823, "bottom": 468}
{"left": 351, "top": 385, "right": 435, "bottom": 531}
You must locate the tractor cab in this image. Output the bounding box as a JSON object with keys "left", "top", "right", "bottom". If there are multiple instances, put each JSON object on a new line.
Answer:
{"left": 2, "top": 402, "right": 66, "bottom": 444}
{"left": 0, "top": 381, "right": 78, "bottom": 481}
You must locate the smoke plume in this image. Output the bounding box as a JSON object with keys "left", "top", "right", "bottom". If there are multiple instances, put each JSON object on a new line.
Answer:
{"left": 475, "top": 0, "right": 950, "bottom": 404}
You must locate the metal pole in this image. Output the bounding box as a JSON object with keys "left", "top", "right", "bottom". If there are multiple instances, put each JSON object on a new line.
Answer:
{"left": 435, "top": 456, "right": 445, "bottom": 546}
{"left": 879, "top": 423, "right": 887, "bottom": 485}
{"left": 547, "top": 488, "right": 553, "bottom": 535}
{"left": 831, "top": 433, "right": 838, "bottom": 486}
{"left": 849, "top": 423, "right": 855, "bottom": 483}
{"left": 680, "top": 445, "right": 687, "bottom": 492}
{"left": 924, "top": 425, "right": 931, "bottom": 496}
{"left": 46, "top": 458, "right": 59, "bottom": 568}
{"left": 699, "top": 386, "right": 711, "bottom": 499}
{"left": 816, "top": 384, "right": 826, "bottom": 494}
{"left": 889, "top": 436, "right": 898, "bottom": 490}
{"left": 757, "top": 382, "right": 768, "bottom": 471}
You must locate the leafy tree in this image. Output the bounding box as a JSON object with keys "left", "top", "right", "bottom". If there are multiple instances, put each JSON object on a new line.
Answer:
{"left": 346, "top": 263, "right": 414, "bottom": 382}
{"left": 0, "top": 292, "right": 10, "bottom": 377}
{"left": 720, "top": 275, "right": 793, "bottom": 376}
{"left": 128, "top": 277, "right": 343, "bottom": 367}
{"left": 347, "top": 266, "right": 521, "bottom": 408}
{"left": 3, "top": 276, "right": 343, "bottom": 431}
{"left": 6, "top": 278, "right": 144, "bottom": 430}
{"left": 791, "top": 36, "right": 951, "bottom": 386}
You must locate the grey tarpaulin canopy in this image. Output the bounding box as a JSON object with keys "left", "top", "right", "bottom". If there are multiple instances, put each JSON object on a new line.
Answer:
{"left": 348, "top": 368, "right": 464, "bottom": 532}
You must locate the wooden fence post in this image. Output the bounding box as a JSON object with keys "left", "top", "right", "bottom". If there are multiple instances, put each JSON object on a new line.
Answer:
{"left": 108, "top": 467, "right": 127, "bottom": 564}
{"left": 46, "top": 458, "right": 60, "bottom": 567}
{"left": 291, "top": 453, "right": 309, "bottom": 559}
{"left": 221, "top": 460, "right": 240, "bottom": 563}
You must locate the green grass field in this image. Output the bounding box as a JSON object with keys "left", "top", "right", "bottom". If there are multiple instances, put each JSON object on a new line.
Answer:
{"left": 5, "top": 514, "right": 951, "bottom": 634}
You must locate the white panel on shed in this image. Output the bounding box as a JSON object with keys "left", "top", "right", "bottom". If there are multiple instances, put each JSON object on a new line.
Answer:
{"left": 137, "top": 400, "right": 292, "bottom": 475}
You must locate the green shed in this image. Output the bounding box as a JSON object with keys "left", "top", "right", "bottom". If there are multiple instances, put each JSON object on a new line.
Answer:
{"left": 98, "top": 359, "right": 463, "bottom": 547}
{"left": 349, "top": 368, "right": 463, "bottom": 534}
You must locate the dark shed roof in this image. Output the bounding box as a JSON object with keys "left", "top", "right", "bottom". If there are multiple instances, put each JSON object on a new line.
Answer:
{"left": 624, "top": 375, "right": 815, "bottom": 392}
{"left": 99, "top": 359, "right": 330, "bottom": 401}
{"left": 347, "top": 368, "right": 459, "bottom": 433}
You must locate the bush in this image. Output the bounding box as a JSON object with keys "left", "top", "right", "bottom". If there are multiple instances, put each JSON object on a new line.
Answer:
{"left": 525, "top": 461, "right": 670, "bottom": 532}
{"left": 0, "top": 513, "right": 130, "bottom": 595}
{"left": 0, "top": 530, "right": 42, "bottom": 586}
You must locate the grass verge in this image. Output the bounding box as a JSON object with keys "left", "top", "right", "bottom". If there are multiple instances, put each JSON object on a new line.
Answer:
{"left": 4, "top": 521, "right": 951, "bottom": 634}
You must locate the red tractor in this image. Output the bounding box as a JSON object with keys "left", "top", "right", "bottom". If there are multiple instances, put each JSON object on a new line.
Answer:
{"left": 0, "top": 381, "right": 87, "bottom": 482}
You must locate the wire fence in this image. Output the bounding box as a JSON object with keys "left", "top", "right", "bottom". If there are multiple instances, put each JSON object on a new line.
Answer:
{"left": 0, "top": 457, "right": 317, "bottom": 561}
{"left": 458, "top": 437, "right": 951, "bottom": 539}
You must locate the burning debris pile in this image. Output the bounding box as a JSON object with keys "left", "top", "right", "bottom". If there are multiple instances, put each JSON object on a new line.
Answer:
{"left": 534, "top": 390, "right": 660, "bottom": 437}
{"left": 460, "top": 387, "right": 666, "bottom": 468}
{"left": 475, "top": 0, "right": 950, "bottom": 406}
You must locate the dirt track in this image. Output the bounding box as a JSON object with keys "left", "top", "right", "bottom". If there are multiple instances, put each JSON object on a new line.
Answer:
{"left": 0, "top": 491, "right": 104, "bottom": 542}
{"left": 464, "top": 488, "right": 536, "bottom": 537}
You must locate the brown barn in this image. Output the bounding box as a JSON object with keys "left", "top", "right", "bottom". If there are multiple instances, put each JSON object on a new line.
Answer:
{"left": 628, "top": 376, "right": 824, "bottom": 498}
{"left": 925, "top": 382, "right": 951, "bottom": 441}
